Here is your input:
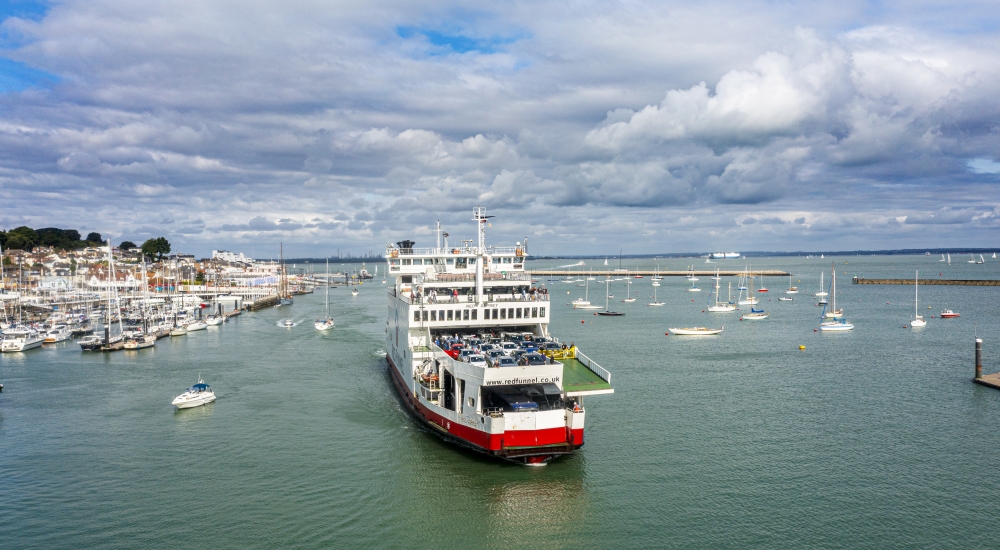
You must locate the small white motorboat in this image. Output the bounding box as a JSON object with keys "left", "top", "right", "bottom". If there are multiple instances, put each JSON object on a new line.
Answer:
{"left": 172, "top": 378, "right": 216, "bottom": 409}
{"left": 187, "top": 321, "right": 208, "bottom": 331}
{"left": 315, "top": 318, "right": 335, "bottom": 331}
{"left": 280, "top": 318, "right": 296, "bottom": 328}
{"left": 123, "top": 335, "right": 156, "bottom": 350}
{"left": 44, "top": 324, "right": 73, "bottom": 343}
{"left": 939, "top": 310, "right": 960, "bottom": 318}
{"left": 351, "top": 288, "right": 359, "bottom": 296}
{"left": 205, "top": 316, "right": 224, "bottom": 326}
{"left": 778, "top": 297, "right": 793, "bottom": 301}
{"left": 669, "top": 327, "right": 723, "bottom": 335}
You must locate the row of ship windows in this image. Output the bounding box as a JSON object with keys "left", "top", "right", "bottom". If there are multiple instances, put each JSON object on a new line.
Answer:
{"left": 414, "top": 306, "right": 546, "bottom": 322}
{"left": 390, "top": 256, "right": 520, "bottom": 267}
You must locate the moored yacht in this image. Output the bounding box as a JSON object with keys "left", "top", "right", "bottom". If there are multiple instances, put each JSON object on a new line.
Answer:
{"left": 385, "top": 208, "right": 613, "bottom": 465}
{"left": 44, "top": 324, "right": 73, "bottom": 343}
{"left": 2, "top": 327, "right": 45, "bottom": 352}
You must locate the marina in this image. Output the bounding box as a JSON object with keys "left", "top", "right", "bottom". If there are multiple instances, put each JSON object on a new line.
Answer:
{"left": 3, "top": 252, "right": 1000, "bottom": 547}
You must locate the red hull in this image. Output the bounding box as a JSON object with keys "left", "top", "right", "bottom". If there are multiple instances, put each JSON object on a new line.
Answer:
{"left": 386, "top": 354, "right": 583, "bottom": 463}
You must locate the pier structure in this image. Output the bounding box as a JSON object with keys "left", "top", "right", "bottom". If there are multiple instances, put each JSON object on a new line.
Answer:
{"left": 853, "top": 277, "right": 1000, "bottom": 286}
{"left": 530, "top": 269, "right": 790, "bottom": 277}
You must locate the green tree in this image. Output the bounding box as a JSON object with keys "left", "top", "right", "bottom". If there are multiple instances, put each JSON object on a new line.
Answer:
{"left": 141, "top": 237, "right": 171, "bottom": 261}
{"left": 86, "top": 232, "right": 103, "bottom": 244}
{"left": 6, "top": 226, "right": 38, "bottom": 251}
{"left": 119, "top": 240, "right": 137, "bottom": 251}
{"left": 194, "top": 271, "right": 206, "bottom": 284}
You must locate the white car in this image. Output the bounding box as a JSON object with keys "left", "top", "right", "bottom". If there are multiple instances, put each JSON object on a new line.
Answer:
{"left": 465, "top": 354, "right": 487, "bottom": 367}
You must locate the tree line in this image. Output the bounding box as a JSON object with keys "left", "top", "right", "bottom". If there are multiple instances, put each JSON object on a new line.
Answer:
{"left": 1, "top": 226, "right": 171, "bottom": 260}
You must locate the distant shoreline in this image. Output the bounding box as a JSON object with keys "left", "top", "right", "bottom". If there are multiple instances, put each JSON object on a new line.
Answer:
{"left": 282, "top": 248, "right": 999, "bottom": 263}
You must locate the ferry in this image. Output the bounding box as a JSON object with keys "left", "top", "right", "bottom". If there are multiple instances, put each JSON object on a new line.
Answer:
{"left": 385, "top": 207, "right": 614, "bottom": 465}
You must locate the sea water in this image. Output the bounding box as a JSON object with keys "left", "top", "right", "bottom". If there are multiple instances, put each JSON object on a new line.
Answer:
{"left": 2, "top": 255, "right": 1000, "bottom": 548}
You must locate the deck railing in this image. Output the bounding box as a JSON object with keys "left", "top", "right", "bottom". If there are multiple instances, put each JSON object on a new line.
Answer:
{"left": 575, "top": 349, "right": 611, "bottom": 384}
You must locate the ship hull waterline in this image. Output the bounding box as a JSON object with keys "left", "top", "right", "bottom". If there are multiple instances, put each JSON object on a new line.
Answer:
{"left": 386, "top": 354, "right": 583, "bottom": 466}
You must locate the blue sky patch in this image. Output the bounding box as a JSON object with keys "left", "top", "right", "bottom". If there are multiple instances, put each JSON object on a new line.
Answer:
{"left": 397, "top": 26, "right": 525, "bottom": 55}
{"left": 967, "top": 158, "right": 1000, "bottom": 174}
{"left": 0, "top": 57, "right": 59, "bottom": 93}
{"left": 0, "top": 0, "right": 49, "bottom": 21}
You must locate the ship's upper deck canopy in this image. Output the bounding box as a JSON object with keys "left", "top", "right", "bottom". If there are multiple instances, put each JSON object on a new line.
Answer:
{"left": 386, "top": 208, "right": 528, "bottom": 278}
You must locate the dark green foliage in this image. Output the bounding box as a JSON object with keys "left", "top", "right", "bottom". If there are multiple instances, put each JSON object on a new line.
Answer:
{"left": 119, "top": 241, "right": 137, "bottom": 251}
{"left": 86, "top": 232, "right": 103, "bottom": 244}
{"left": 1, "top": 226, "right": 94, "bottom": 251}
{"left": 141, "top": 237, "right": 171, "bottom": 260}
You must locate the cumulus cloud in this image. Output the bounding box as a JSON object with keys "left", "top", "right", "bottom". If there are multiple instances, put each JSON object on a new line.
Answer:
{"left": 2, "top": 1, "right": 1000, "bottom": 254}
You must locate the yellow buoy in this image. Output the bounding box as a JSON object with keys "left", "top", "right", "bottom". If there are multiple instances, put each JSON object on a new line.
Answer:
{"left": 799, "top": 345, "right": 806, "bottom": 350}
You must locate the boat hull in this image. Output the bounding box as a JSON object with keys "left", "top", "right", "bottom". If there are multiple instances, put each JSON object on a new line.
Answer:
{"left": 386, "top": 354, "right": 582, "bottom": 465}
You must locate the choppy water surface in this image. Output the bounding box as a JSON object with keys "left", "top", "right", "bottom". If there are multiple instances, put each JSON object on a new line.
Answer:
{"left": 3, "top": 255, "right": 1000, "bottom": 548}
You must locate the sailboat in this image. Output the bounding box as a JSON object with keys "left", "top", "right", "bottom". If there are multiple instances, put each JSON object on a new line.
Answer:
{"left": 819, "top": 264, "right": 853, "bottom": 331}
{"left": 993, "top": 253, "right": 997, "bottom": 259}
{"left": 737, "top": 268, "right": 758, "bottom": 305}
{"left": 939, "top": 254, "right": 946, "bottom": 262}
{"left": 622, "top": 278, "right": 636, "bottom": 303}
{"left": 278, "top": 243, "right": 293, "bottom": 306}
{"left": 315, "top": 259, "right": 335, "bottom": 330}
{"left": 604, "top": 258, "right": 608, "bottom": 266}
{"left": 741, "top": 269, "right": 769, "bottom": 320}
{"left": 647, "top": 280, "right": 664, "bottom": 306}
{"left": 816, "top": 271, "right": 828, "bottom": 305}
{"left": 687, "top": 272, "right": 700, "bottom": 292}
{"left": 824, "top": 263, "right": 843, "bottom": 318}
{"left": 707, "top": 270, "right": 736, "bottom": 312}
{"left": 967, "top": 254, "right": 976, "bottom": 263}
{"left": 909, "top": 270, "right": 926, "bottom": 327}
{"left": 574, "top": 278, "right": 602, "bottom": 309}
{"left": 597, "top": 279, "right": 625, "bottom": 316}
{"left": 947, "top": 253, "right": 951, "bottom": 265}
{"left": 976, "top": 254, "right": 985, "bottom": 264}
{"left": 785, "top": 274, "right": 798, "bottom": 294}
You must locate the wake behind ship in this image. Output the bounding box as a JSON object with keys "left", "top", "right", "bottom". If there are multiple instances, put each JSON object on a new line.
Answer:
{"left": 385, "top": 207, "right": 614, "bottom": 465}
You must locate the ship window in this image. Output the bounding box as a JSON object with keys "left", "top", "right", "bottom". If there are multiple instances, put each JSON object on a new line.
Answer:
{"left": 431, "top": 310, "right": 437, "bottom": 321}
{"left": 467, "top": 397, "right": 475, "bottom": 408}
{"left": 463, "top": 310, "right": 469, "bottom": 320}
{"left": 540, "top": 307, "right": 545, "bottom": 317}
{"left": 532, "top": 307, "right": 538, "bottom": 318}
{"left": 469, "top": 258, "right": 476, "bottom": 265}
{"left": 456, "top": 258, "right": 467, "bottom": 269}
{"left": 414, "top": 311, "right": 420, "bottom": 322}
{"left": 500, "top": 308, "right": 506, "bottom": 319}
{"left": 390, "top": 259, "right": 400, "bottom": 265}
{"left": 447, "top": 310, "right": 453, "bottom": 321}
{"left": 422, "top": 310, "right": 429, "bottom": 321}
{"left": 516, "top": 308, "right": 522, "bottom": 319}
{"left": 402, "top": 259, "right": 412, "bottom": 265}
{"left": 435, "top": 258, "right": 444, "bottom": 265}
{"left": 472, "top": 309, "right": 477, "bottom": 320}
{"left": 447, "top": 258, "right": 454, "bottom": 265}
{"left": 508, "top": 308, "right": 514, "bottom": 318}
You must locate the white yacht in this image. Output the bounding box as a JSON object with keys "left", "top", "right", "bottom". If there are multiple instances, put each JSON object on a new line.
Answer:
{"left": 172, "top": 379, "right": 216, "bottom": 409}
{"left": 205, "top": 315, "right": 224, "bottom": 326}
{"left": 123, "top": 335, "right": 156, "bottom": 350}
{"left": 316, "top": 259, "right": 335, "bottom": 331}
{"left": 186, "top": 321, "right": 208, "bottom": 332}
{"left": 910, "top": 270, "right": 926, "bottom": 327}
{"left": 44, "top": 324, "right": 73, "bottom": 343}
{"left": 2, "top": 327, "right": 45, "bottom": 352}
{"left": 669, "top": 326, "right": 723, "bottom": 335}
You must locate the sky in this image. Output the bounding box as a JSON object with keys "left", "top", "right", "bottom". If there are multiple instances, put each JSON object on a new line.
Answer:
{"left": 1, "top": 0, "right": 999, "bottom": 258}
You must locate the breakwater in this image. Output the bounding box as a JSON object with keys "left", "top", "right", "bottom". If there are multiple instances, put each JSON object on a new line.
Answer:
{"left": 531, "top": 269, "right": 790, "bottom": 277}
{"left": 852, "top": 277, "right": 1000, "bottom": 286}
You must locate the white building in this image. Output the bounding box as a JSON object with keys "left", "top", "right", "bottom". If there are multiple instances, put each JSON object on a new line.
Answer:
{"left": 212, "top": 250, "right": 251, "bottom": 263}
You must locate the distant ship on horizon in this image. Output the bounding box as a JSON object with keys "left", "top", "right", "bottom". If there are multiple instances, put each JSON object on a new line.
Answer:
{"left": 710, "top": 252, "right": 741, "bottom": 259}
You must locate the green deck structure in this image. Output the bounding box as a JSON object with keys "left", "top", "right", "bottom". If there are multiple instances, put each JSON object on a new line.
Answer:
{"left": 559, "top": 358, "right": 612, "bottom": 394}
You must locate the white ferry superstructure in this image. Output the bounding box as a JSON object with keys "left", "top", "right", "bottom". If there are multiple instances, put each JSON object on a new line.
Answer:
{"left": 385, "top": 207, "right": 614, "bottom": 465}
